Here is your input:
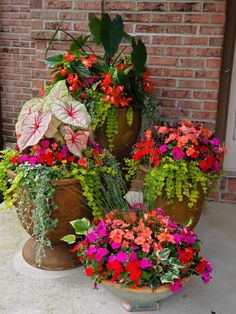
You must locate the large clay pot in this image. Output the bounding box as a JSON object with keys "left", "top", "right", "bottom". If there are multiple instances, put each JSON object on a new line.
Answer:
{"left": 8, "top": 170, "right": 92, "bottom": 270}
{"left": 139, "top": 165, "right": 205, "bottom": 229}
{"left": 102, "top": 277, "right": 189, "bottom": 312}
{"left": 95, "top": 108, "right": 141, "bottom": 165}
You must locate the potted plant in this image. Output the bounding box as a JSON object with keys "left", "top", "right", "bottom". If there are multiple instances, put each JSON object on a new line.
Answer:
{"left": 0, "top": 79, "right": 121, "bottom": 270}
{"left": 125, "top": 120, "right": 226, "bottom": 228}
{"left": 44, "top": 13, "right": 158, "bottom": 163}
{"left": 63, "top": 203, "right": 212, "bottom": 312}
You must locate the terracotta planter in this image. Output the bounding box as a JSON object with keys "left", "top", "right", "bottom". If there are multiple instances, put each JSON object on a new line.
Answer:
{"left": 95, "top": 108, "right": 141, "bottom": 165}
{"left": 139, "top": 165, "right": 205, "bottom": 229}
{"left": 102, "top": 277, "right": 190, "bottom": 312}
{"left": 8, "top": 170, "right": 92, "bottom": 270}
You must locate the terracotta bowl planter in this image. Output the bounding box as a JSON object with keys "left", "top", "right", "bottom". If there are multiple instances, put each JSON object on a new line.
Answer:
{"left": 102, "top": 277, "right": 190, "bottom": 312}
{"left": 95, "top": 108, "right": 141, "bottom": 165}
{"left": 8, "top": 170, "right": 92, "bottom": 270}
{"left": 139, "top": 165, "right": 206, "bottom": 229}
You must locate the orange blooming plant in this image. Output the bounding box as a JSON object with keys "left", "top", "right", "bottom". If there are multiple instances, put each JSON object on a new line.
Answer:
{"left": 64, "top": 205, "right": 212, "bottom": 291}
{"left": 44, "top": 14, "right": 157, "bottom": 148}
{"left": 125, "top": 120, "right": 226, "bottom": 209}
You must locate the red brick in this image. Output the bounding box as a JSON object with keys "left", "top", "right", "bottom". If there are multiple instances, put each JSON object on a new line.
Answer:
{"left": 44, "top": 0, "right": 72, "bottom": 9}
{"left": 185, "top": 14, "right": 209, "bottom": 23}
{"left": 197, "top": 48, "right": 222, "bottom": 57}
{"left": 135, "top": 24, "right": 164, "bottom": 33}
{"left": 192, "top": 111, "right": 217, "bottom": 120}
{"left": 163, "top": 68, "right": 193, "bottom": 78}
{"left": 169, "top": 2, "right": 201, "bottom": 12}
{"left": 106, "top": 2, "right": 135, "bottom": 11}
{"left": 209, "top": 37, "right": 224, "bottom": 47}
{"left": 203, "top": 3, "right": 226, "bottom": 13}
{"left": 153, "top": 78, "right": 176, "bottom": 87}
{"left": 200, "top": 26, "right": 224, "bottom": 35}
{"left": 227, "top": 179, "right": 236, "bottom": 193}
{"left": 207, "top": 59, "right": 222, "bottom": 69}
{"left": 183, "top": 37, "right": 208, "bottom": 46}
{"left": 179, "top": 79, "right": 204, "bottom": 89}
{"left": 180, "top": 58, "right": 204, "bottom": 68}
{"left": 162, "top": 89, "right": 191, "bottom": 99}
{"left": 74, "top": 1, "right": 101, "bottom": 10}
{"left": 30, "top": 0, "right": 42, "bottom": 9}
{"left": 195, "top": 70, "right": 220, "bottom": 79}
{"left": 211, "top": 14, "right": 226, "bottom": 24}
{"left": 204, "top": 101, "right": 218, "bottom": 110}
{"left": 166, "top": 47, "right": 195, "bottom": 56}
{"left": 152, "top": 14, "right": 183, "bottom": 23}
{"left": 148, "top": 57, "right": 177, "bottom": 66}
{"left": 222, "top": 193, "right": 236, "bottom": 202}
{"left": 137, "top": 2, "right": 167, "bottom": 11}
{"left": 193, "top": 91, "right": 218, "bottom": 100}
{"left": 178, "top": 100, "right": 202, "bottom": 110}
{"left": 166, "top": 25, "right": 197, "bottom": 34}
{"left": 123, "top": 13, "right": 151, "bottom": 23}
{"left": 209, "top": 190, "right": 220, "bottom": 199}
{"left": 152, "top": 36, "right": 182, "bottom": 45}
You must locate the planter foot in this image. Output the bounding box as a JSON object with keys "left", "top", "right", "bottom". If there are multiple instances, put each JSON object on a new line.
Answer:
{"left": 22, "top": 238, "right": 80, "bottom": 271}
{"left": 122, "top": 300, "right": 160, "bottom": 312}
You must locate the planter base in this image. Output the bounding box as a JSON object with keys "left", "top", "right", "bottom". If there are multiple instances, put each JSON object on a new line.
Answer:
{"left": 123, "top": 300, "right": 160, "bottom": 312}
{"left": 22, "top": 238, "right": 80, "bottom": 271}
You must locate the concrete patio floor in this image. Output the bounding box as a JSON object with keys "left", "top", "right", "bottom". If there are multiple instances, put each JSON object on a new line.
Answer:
{"left": 0, "top": 201, "right": 236, "bottom": 314}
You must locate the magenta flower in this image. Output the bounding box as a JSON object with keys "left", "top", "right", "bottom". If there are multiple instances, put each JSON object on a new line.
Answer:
{"left": 129, "top": 252, "right": 138, "bottom": 261}
{"left": 170, "top": 279, "right": 182, "bottom": 292}
{"left": 111, "top": 242, "right": 121, "bottom": 249}
{"left": 140, "top": 258, "right": 152, "bottom": 269}
{"left": 28, "top": 157, "right": 38, "bottom": 165}
{"left": 95, "top": 220, "right": 106, "bottom": 237}
{"left": 94, "top": 248, "right": 108, "bottom": 262}
{"left": 19, "top": 154, "right": 29, "bottom": 163}
{"left": 116, "top": 251, "right": 129, "bottom": 263}
{"left": 172, "top": 146, "right": 185, "bottom": 160}
{"left": 40, "top": 139, "right": 50, "bottom": 148}
{"left": 211, "top": 137, "right": 220, "bottom": 146}
{"left": 108, "top": 255, "right": 116, "bottom": 263}
{"left": 87, "top": 231, "right": 98, "bottom": 243}
{"left": 184, "top": 234, "right": 197, "bottom": 245}
{"left": 174, "top": 233, "right": 184, "bottom": 243}
{"left": 160, "top": 144, "right": 168, "bottom": 153}
{"left": 202, "top": 272, "right": 212, "bottom": 284}
{"left": 86, "top": 246, "right": 97, "bottom": 256}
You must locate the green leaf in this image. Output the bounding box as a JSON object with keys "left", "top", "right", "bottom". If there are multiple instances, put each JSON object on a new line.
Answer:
{"left": 169, "top": 257, "right": 185, "bottom": 269}
{"left": 131, "top": 39, "right": 147, "bottom": 74}
{"left": 92, "top": 62, "right": 110, "bottom": 73}
{"left": 158, "top": 248, "right": 171, "bottom": 260}
{"left": 192, "top": 239, "right": 201, "bottom": 250}
{"left": 70, "top": 218, "right": 91, "bottom": 235}
{"left": 101, "top": 14, "right": 124, "bottom": 58}
{"left": 45, "top": 54, "right": 64, "bottom": 67}
{"left": 72, "top": 63, "right": 91, "bottom": 80}
{"left": 89, "top": 17, "right": 101, "bottom": 45}
{"left": 160, "top": 272, "right": 178, "bottom": 284}
{"left": 61, "top": 234, "right": 76, "bottom": 244}
{"left": 70, "top": 35, "right": 90, "bottom": 55}
{"left": 123, "top": 31, "right": 133, "bottom": 45}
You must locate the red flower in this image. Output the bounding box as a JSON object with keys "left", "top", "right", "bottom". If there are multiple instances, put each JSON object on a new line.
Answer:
{"left": 67, "top": 156, "right": 75, "bottom": 163}
{"left": 126, "top": 261, "right": 142, "bottom": 282}
{"left": 179, "top": 247, "right": 194, "bottom": 264}
{"left": 85, "top": 267, "right": 94, "bottom": 277}
{"left": 11, "top": 155, "right": 19, "bottom": 165}
{"left": 59, "top": 67, "right": 68, "bottom": 77}
{"left": 64, "top": 51, "right": 75, "bottom": 62}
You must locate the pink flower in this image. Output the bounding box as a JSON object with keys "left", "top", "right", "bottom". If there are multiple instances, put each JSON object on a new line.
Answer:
{"left": 172, "top": 146, "right": 185, "bottom": 160}
{"left": 86, "top": 246, "right": 97, "bottom": 256}
{"left": 87, "top": 232, "right": 98, "bottom": 242}
{"left": 95, "top": 220, "right": 106, "bottom": 237}
{"left": 170, "top": 279, "right": 182, "bottom": 292}
{"left": 116, "top": 251, "right": 129, "bottom": 263}
{"left": 129, "top": 252, "right": 138, "bottom": 261}
{"left": 19, "top": 154, "right": 28, "bottom": 163}
{"left": 160, "top": 144, "right": 168, "bottom": 153}
{"left": 140, "top": 258, "right": 152, "bottom": 269}
{"left": 111, "top": 242, "right": 121, "bottom": 249}
{"left": 40, "top": 139, "right": 50, "bottom": 148}
{"left": 28, "top": 157, "right": 38, "bottom": 165}
{"left": 94, "top": 248, "right": 108, "bottom": 262}
{"left": 108, "top": 255, "right": 116, "bottom": 263}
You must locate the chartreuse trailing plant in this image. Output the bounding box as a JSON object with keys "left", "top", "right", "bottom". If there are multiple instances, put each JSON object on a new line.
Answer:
{"left": 125, "top": 120, "right": 226, "bottom": 209}
{"left": 44, "top": 13, "right": 158, "bottom": 149}
{"left": 63, "top": 205, "right": 213, "bottom": 291}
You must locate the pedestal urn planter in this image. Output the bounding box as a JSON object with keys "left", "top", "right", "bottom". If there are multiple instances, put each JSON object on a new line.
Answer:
{"left": 8, "top": 170, "right": 92, "bottom": 270}
{"left": 102, "top": 278, "right": 190, "bottom": 312}
{"left": 95, "top": 108, "right": 141, "bottom": 165}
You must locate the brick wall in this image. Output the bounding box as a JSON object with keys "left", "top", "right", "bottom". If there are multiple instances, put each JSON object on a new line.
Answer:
{"left": 1, "top": 0, "right": 235, "bottom": 202}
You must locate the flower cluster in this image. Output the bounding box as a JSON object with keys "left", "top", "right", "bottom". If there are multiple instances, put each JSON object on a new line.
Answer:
{"left": 74, "top": 206, "right": 212, "bottom": 291}
{"left": 132, "top": 121, "right": 226, "bottom": 174}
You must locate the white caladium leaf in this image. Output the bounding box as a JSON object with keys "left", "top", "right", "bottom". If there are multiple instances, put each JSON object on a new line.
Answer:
{"left": 17, "top": 112, "right": 52, "bottom": 152}
{"left": 43, "top": 80, "right": 69, "bottom": 112}
{"left": 63, "top": 125, "right": 89, "bottom": 157}
{"left": 44, "top": 115, "right": 61, "bottom": 138}
{"left": 15, "top": 98, "right": 44, "bottom": 135}
{"left": 52, "top": 98, "right": 91, "bottom": 129}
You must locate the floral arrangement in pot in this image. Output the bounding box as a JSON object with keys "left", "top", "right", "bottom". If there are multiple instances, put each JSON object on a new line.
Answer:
{"left": 44, "top": 13, "right": 158, "bottom": 162}
{"left": 125, "top": 120, "right": 226, "bottom": 228}
{"left": 63, "top": 203, "right": 212, "bottom": 311}
{"left": 0, "top": 79, "right": 123, "bottom": 269}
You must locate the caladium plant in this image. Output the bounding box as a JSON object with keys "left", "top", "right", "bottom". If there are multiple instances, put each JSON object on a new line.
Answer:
{"left": 16, "top": 80, "right": 91, "bottom": 153}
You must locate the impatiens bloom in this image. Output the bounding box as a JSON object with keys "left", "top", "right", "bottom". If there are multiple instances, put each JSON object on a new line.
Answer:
{"left": 172, "top": 146, "right": 185, "bottom": 160}
{"left": 140, "top": 258, "right": 152, "bottom": 269}
{"left": 94, "top": 248, "right": 108, "bottom": 262}
{"left": 87, "top": 232, "right": 98, "bottom": 243}
{"left": 116, "top": 251, "right": 129, "bottom": 263}
{"left": 170, "top": 279, "right": 182, "bottom": 292}
{"left": 85, "top": 267, "right": 94, "bottom": 277}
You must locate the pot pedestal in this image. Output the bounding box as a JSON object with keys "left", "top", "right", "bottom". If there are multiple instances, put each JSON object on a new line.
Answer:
{"left": 22, "top": 238, "right": 80, "bottom": 271}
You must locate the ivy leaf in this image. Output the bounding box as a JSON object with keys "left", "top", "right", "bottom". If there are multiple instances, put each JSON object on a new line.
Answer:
{"left": 17, "top": 112, "right": 52, "bottom": 151}
{"left": 160, "top": 272, "right": 178, "bottom": 284}
{"left": 70, "top": 218, "right": 91, "bottom": 235}
{"left": 131, "top": 39, "right": 147, "bottom": 74}
{"left": 15, "top": 98, "right": 44, "bottom": 135}
{"left": 157, "top": 248, "right": 171, "bottom": 261}
{"left": 100, "top": 14, "right": 124, "bottom": 58}
{"left": 169, "top": 257, "right": 185, "bottom": 269}
{"left": 89, "top": 17, "right": 101, "bottom": 45}
{"left": 62, "top": 126, "right": 89, "bottom": 157}
{"left": 51, "top": 99, "right": 91, "bottom": 128}
{"left": 61, "top": 234, "right": 76, "bottom": 244}
{"left": 45, "top": 54, "right": 64, "bottom": 67}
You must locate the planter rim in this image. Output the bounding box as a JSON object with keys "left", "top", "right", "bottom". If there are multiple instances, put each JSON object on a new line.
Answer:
{"left": 7, "top": 169, "right": 79, "bottom": 186}
{"left": 102, "top": 277, "right": 190, "bottom": 294}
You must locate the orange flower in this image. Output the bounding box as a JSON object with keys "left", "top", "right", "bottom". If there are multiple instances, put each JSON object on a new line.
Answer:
{"left": 124, "top": 230, "right": 134, "bottom": 240}
{"left": 145, "top": 129, "right": 152, "bottom": 139}
{"left": 186, "top": 145, "right": 199, "bottom": 158}
{"left": 157, "top": 233, "right": 175, "bottom": 244}
{"left": 109, "top": 229, "right": 124, "bottom": 244}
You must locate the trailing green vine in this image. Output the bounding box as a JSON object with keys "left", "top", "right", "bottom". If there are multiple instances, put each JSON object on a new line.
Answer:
{"left": 126, "top": 106, "right": 134, "bottom": 127}
{"left": 105, "top": 106, "right": 118, "bottom": 150}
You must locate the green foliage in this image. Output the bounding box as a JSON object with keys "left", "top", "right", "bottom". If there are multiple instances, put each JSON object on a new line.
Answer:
{"left": 124, "top": 158, "right": 140, "bottom": 182}
{"left": 100, "top": 14, "right": 124, "bottom": 58}
{"left": 144, "top": 157, "right": 216, "bottom": 210}
{"left": 69, "top": 35, "right": 90, "bottom": 55}
{"left": 131, "top": 39, "right": 147, "bottom": 74}
{"left": 45, "top": 54, "right": 64, "bottom": 67}
{"left": 126, "top": 106, "right": 133, "bottom": 127}
{"left": 70, "top": 218, "right": 91, "bottom": 235}
{"left": 89, "top": 17, "right": 101, "bottom": 45}
{"left": 105, "top": 106, "right": 118, "bottom": 150}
